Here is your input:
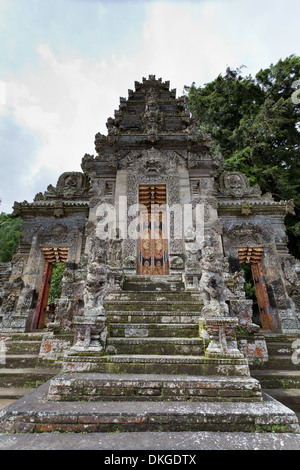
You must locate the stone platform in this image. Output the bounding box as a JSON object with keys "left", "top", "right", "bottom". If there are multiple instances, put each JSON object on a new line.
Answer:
{"left": 47, "top": 372, "right": 262, "bottom": 402}
{"left": 0, "top": 376, "right": 299, "bottom": 434}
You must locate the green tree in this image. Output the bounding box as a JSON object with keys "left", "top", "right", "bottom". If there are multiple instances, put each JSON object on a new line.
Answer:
{"left": 185, "top": 55, "right": 300, "bottom": 258}
{"left": 0, "top": 212, "right": 22, "bottom": 262}
{"left": 48, "top": 262, "right": 66, "bottom": 305}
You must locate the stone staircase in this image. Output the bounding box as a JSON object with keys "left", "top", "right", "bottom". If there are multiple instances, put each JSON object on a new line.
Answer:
{"left": 64, "top": 275, "right": 252, "bottom": 378}
{"left": 250, "top": 332, "right": 300, "bottom": 421}
{"left": 106, "top": 276, "right": 205, "bottom": 361}
{"left": 0, "top": 278, "right": 299, "bottom": 437}
{"left": 0, "top": 332, "right": 61, "bottom": 406}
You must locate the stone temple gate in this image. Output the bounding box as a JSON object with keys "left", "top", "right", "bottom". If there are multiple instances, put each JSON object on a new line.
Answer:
{"left": 0, "top": 76, "right": 300, "bottom": 437}
{"left": 1, "top": 74, "right": 299, "bottom": 339}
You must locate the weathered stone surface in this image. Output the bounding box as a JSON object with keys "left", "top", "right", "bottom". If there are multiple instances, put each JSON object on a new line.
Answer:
{"left": 0, "top": 380, "right": 298, "bottom": 434}
{"left": 46, "top": 372, "right": 262, "bottom": 402}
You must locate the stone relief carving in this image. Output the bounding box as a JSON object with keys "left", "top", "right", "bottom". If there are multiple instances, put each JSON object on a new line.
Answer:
{"left": 219, "top": 171, "right": 261, "bottom": 198}
{"left": 281, "top": 255, "right": 300, "bottom": 313}
{"left": 107, "top": 231, "right": 123, "bottom": 268}
{"left": 199, "top": 245, "right": 229, "bottom": 317}
{"left": 169, "top": 255, "right": 184, "bottom": 270}
{"left": 36, "top": 172, "right": 90, "bottom": 201}
{"left": 184, "top": 226, "right": 201, "bottom": 271}
{"left": 119, "top": 147, "right": 185, "bottom": 174}
{"left": 141, "top": 93, "right": 161, "bottom": 138}
{"left": 223, "top": 222, "right": 273, "bottom": 246}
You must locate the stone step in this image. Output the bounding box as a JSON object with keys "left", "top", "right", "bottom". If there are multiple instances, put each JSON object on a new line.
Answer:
{"left": 105, "top": 291, "right": 202, "bottom": 301}
{"left": 122, "top": 277, "right": 185, "bottom": 292}
{"left": 0, "top": 354, "right": 62, "bottom": 370}
{"left": 1, "top": 382, "right": 298, "bottom": 434}
{"left": 262, "top": 332, "right": 299, "bottom": 343}
{"left": 1, "top": 333, "right": 45, "bottom": 341}
{"left": 251, "top": 370, "right": 300, "bottom": 389}
{"left": 266, "top": 342, "right": 297, "bottom": 356}
{"left": 250, "top": 355, "right": 300, "bottom": 371}
{"left": 263, "top": 389, "right": 300, "bottom": 412}
{"left": 109, "top": 323, "right": 199, "bottom": 338}
{"left": 107, "top": 337, "right": 204, "bottom": 356}
{"left": 104, "top": 301, "right": 203, "bottom": 312}
{"left": 0, "top": 354, "right": 40, "bottom": 369}
{"left": 0, "top": 368, "right": 61, "bottom": 388}
{"left": 0, "top": 399, "right": 16, "bottom": 411}
{"left": 47, "top": 372, "right": 262, "bottom": 402}
{"left": 0, "top": 387, "right": 35, "bottom": 399}
{"left": 5, "top": 341, "right": 42, "bottom": 355}
{"left": 107, "top": 311, "right": 202, "bottom": 324}
{"left": 62, "top": 354, "right": 250, "bottom": 376}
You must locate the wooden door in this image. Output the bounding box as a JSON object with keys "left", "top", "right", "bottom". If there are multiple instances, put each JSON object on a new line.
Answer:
{"left": 251, "top": 262, "right": 274, "bottom": 330}
{"left": 137, "top": 185, "right": 168, "bottom": 275}
{"left": 238, "top": 247, "right": 275, "bottom": 330}
{"left": 33, "top": 262, "right": 53, "bottom": 330}
{"left": 33, "top": 247, "right": 68, "bottom": 330}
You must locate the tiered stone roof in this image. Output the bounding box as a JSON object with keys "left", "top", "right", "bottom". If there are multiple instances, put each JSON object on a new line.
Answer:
{"left": 93, "top": 75, "right": 211, "bottom": 157}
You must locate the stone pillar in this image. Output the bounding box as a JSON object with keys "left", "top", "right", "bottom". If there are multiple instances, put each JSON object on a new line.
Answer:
{"left": 200, "top": 317, "right": 244, "bottom": 359}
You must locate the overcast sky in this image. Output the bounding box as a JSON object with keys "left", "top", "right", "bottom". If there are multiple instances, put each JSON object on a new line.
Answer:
{"left": 0, "top": 0, "right": 299, "bottom": 213}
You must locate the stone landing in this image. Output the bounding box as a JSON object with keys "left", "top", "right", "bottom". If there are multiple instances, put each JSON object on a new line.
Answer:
{"left": 0, "top": 379, "right": 299, "bottom": 434}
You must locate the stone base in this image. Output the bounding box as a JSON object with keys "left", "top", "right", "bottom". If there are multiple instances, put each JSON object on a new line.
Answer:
{"left": 238, "top": 334, "right": 269, "bottom": 365}
{"left": 47, "top": 372, "right": 263, "bottom": 402}
{"left": 0, "top": 379, "right": 299, "bottom": 434}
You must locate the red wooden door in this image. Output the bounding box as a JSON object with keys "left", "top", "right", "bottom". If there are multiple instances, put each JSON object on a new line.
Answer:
{"left": 137, "top": 185, "right": 168, "bottom": 275}
{"left": 33, "top": 262, "right": 53, "bottom": 330}
{"left": 238, "top": 247, "right": 275, "bottom": 330}
{"left": 251, "top": 262, "right": 274, "bottom": 330}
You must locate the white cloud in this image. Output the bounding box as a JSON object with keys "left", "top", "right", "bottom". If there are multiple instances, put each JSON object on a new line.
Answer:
{"left": 1, "top": 0, "right": 299, "bottom": 213}
{"left": 136, "top": 2, "right": 237, "bottom": 89}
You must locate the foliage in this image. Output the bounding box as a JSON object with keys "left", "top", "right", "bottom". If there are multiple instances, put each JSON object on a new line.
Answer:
{"left": 185, "top": 55, "right": 300, "bottom": 258}
{"left": 240, "top": 264, "right": 256, "bottom": 300}
{"left": 48, "top": 262, "right": 66, "bottom": 305}
{"left": 0, "top": 212, "right": 22, "bottom": 262}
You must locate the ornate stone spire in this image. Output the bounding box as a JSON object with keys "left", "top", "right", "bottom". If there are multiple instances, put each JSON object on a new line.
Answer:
{"left": 94, "top": 75, "right": 211, "bottom": 155}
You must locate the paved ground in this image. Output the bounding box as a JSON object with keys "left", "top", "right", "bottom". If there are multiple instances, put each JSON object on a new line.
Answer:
{"left": 0, "top": 430, "right": 300, "bottom": 450}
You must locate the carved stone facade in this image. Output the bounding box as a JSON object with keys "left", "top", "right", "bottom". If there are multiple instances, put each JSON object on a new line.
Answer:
{"left": 0, "top": 74, "right": 299, "bottom": 348}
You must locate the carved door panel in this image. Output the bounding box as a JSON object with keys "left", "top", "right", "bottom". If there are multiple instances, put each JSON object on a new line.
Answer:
{"left": 33, "top": 247, "right": 68, "bottom": 330}
{"left": 33, "top": 261, "right": 53, "bottom": 330}
{"left": 238, "top": 247, "right": 275, "bottom": 330}
{"left": 138, "top": 185, "right": 168, "bottom": 275}
{"left": 251, "top": 263, "right": 274, "bottom": 330}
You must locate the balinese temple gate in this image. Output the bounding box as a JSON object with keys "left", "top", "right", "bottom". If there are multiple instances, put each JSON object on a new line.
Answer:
{"left": 0, "top": 76, "right": 300, "bottom": 435}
